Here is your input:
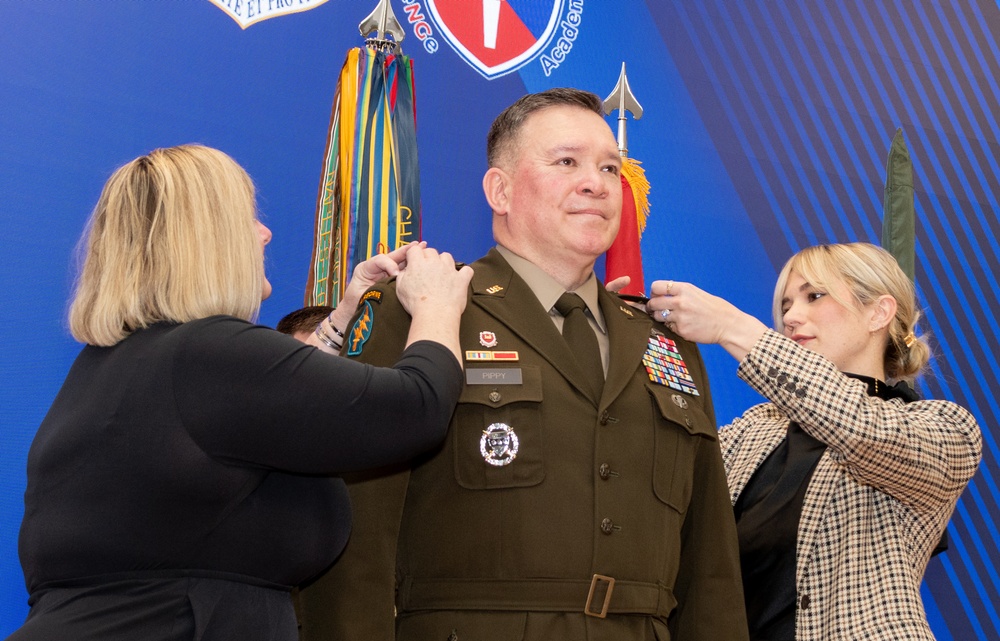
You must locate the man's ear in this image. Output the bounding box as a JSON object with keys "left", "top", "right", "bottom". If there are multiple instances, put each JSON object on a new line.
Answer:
{"left": 870, "top": 294, "right": 898, "bottom": 332}
{"left": 483, "top": 167, "right": 510, "bottom": 215}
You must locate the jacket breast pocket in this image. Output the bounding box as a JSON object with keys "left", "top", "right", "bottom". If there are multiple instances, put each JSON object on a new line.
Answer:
{"left": 454, "top": 365, "right": 544, "bottom": 490}
{"left": 648, "top": 382, "right": 717, "bottom": 514}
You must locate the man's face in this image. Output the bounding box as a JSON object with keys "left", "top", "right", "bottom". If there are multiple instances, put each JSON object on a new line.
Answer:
{"left": 496, "top": 105, "right": 623, "bottom": 265}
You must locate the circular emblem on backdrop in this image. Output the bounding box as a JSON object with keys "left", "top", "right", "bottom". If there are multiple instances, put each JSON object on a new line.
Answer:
{"left": 425, "top": 0, "right": 575, "bottom": 79}
{"left": 479, "top": 331, "right": 498, "bottom": 348}
{"left": 480, "top": 423, "right": 519, "bottom": 466}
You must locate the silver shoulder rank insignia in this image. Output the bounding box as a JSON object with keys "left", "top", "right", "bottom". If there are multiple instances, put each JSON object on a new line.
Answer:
{"left": 481, "top": 422, "right": 518, "bottom": 466}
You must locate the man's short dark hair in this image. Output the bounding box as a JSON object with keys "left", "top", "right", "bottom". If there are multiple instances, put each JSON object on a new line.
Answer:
{"left": 486, "top": 87, "right": 604, "bottom": 169}
{"left": 276, "top": 305, "right": 334, "bottom": 336}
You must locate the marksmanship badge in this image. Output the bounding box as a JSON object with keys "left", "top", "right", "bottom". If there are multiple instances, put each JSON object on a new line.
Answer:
{"left": 481, "top": 423, "right": 518, "bottom": 466}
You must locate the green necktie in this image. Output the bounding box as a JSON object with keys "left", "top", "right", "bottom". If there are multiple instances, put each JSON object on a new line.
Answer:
{"left": 555, "top": 292, "right": 604, "bottom": 396}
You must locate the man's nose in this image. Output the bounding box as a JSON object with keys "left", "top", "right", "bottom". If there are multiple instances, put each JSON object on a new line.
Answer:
{"left": 578, "top": 166, "right": 609, "bottom": 196}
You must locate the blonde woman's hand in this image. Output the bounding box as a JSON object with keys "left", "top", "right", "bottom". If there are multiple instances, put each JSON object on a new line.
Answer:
{"left": 647, "top": 279, "right": 767, "bottom": 362}
{"left": 340, "top": 242, "right": 421, "bottom": 310}
{"left": 320, "top": 243, "right": 425, "bottom": 342}
{"left": 605, "top": 275, "right": 649, "bottom": 312}
{"left": 396, "top": 244, "right": 472, "bottom": 316}
{"left": 605, "top": 275, "right": 631, "bottom": 294}
{"left": 396, "top": 244, "right": 473, "bottom": 363}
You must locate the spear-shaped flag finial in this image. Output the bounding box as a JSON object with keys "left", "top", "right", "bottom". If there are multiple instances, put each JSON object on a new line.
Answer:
{"left": 604, "top": 62, "right": 644, "bottom": 158}
{"left": 359, "top": 0, "right": 405, "bottom": 51}
{"left": 601, "top": 62, "right": 650, "bottom": 297}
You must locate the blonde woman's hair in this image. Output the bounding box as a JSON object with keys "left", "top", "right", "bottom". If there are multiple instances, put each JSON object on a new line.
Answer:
{"left": 69, "top": 144, "right": 264, "bottom": 346}
{"left": 772, "top": 242, "right": 931, "bottom": 381}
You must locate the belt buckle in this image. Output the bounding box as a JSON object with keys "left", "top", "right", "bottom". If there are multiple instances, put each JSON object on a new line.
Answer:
{"left": 584, "top": 574, "right": 615, "bottom": 618}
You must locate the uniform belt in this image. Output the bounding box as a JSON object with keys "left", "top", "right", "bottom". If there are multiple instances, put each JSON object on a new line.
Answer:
{"left": 397, "top": 575, "right": 676, "bottom": 619}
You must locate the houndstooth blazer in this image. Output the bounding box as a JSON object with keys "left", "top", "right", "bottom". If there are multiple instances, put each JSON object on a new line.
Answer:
{"left": 720, "top": 330, "right": 982, "bottom": 641}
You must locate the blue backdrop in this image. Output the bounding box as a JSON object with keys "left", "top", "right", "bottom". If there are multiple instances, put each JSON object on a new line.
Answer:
{"left": 1, "top": 1, "right": 997, "bottom": 637}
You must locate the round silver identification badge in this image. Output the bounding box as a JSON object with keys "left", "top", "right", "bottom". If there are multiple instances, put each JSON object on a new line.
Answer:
{"left": 480, "top": 422, "right": 519, "bottom": 466}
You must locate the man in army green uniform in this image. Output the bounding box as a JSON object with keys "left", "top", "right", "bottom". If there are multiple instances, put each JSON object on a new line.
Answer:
{"left": 297, "top": 88, "right": 748, "bottom": 640}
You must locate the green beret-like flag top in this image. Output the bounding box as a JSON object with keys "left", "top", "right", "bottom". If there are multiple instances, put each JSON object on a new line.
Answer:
{"left": 881, "top": 127, "right": 915, "bottom": 282}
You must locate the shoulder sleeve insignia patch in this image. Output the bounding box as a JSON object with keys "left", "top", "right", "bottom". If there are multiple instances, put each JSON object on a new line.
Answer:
{"left": 347, "top": 300, "right": 375, "bottom": 356}
{"left": 361, "top": 290, "right": 383, "bottom": 304}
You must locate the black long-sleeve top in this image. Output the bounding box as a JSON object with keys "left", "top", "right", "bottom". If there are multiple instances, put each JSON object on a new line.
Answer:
{"left": 14, "top": 316, "right": 461, "bottom": 640}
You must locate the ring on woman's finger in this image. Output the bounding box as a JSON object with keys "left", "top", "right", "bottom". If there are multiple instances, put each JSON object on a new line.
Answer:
{"left": 666, "top": 280, "right": 674, "bottom": 294}
{"left": 660, "top": 309, "right": 671, "bottom": 320}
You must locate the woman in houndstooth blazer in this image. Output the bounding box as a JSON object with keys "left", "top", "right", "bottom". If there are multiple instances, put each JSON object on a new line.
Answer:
{"left": 646, "top": 243, "right": 981, "bottom": 641}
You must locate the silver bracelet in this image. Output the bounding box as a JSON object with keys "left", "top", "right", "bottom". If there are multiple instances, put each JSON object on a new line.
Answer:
{"left": 315, "top": 324, "right": 342, "bottom": 350}
{"left": 326, "top": 312, "right": 346, "bottom": 339}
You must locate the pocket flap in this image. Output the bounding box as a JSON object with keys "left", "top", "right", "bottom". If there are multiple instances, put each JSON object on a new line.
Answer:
{"left": 647, "top": 383, "right": 717, "bottom": 439}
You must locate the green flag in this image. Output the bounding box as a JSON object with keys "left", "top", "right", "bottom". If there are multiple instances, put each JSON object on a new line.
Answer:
{"left": 880, "top": 127, "right": 947, "bottom": 555}
{"left": 881, "top": 128, "right": 915, "bottom": 281}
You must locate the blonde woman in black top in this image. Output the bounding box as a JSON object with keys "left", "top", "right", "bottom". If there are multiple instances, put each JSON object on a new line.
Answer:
{"left": 11, "top": 144, "right": 473, "bottom": 640}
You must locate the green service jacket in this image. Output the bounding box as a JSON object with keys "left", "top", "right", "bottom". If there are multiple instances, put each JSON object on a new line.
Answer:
{"left": 297, "top": 249, "right": 748, "bottom": 641}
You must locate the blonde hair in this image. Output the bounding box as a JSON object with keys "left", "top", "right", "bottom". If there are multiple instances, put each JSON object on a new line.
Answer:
{"left": 772, "top": 242, "right": 930, "bottom": 381}
{"left": 69, "top": 144, "right": 264, "bottom": 346}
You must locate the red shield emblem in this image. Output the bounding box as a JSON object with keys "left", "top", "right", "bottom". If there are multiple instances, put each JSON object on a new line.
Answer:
{"left": 426, "top": 0, "right": 562, "bottom": 78}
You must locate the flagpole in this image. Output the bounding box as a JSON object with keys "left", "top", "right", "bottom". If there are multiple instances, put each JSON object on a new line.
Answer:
{"left": 604, "top": 62, "right": 643, "bottom": 160}
{"left": 603, "top": 63, "right": 650, "bottom": 297}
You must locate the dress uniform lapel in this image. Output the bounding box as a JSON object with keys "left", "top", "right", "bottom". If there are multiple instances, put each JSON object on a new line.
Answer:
{"left": 469, "top": 249, "right": 600, "bottom": 406}
{"left": 598, "top": 288, "right": 653, "bottom": 409}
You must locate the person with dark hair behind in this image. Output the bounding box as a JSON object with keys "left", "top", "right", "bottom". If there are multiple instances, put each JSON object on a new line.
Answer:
{"left": 9, "top": 144, "right": 473, "bottom": 641}
{"left": 277, "top": 305, "right": 335, "bottom": 343}
{"left": 645, "top": 242, "right": 981, "bottom": 640}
